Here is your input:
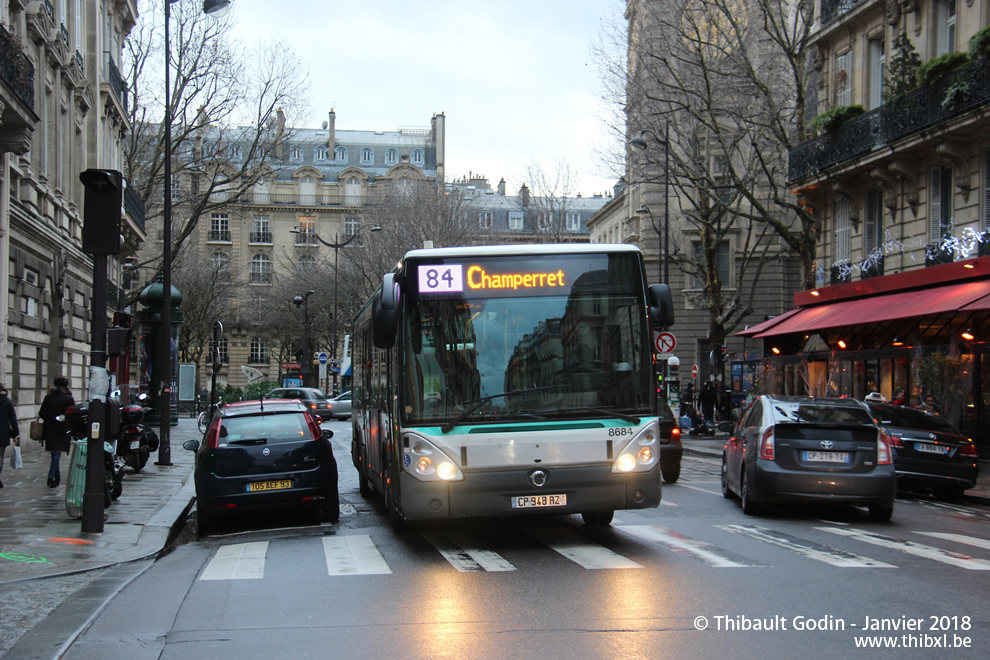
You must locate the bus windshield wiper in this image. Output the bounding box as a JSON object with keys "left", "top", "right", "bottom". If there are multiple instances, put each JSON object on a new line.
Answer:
{"left": 555, "top": 407, "right": 641, "bottom": 425}
{"left": 440, "top": 385, "right": 560, "bottom": 433}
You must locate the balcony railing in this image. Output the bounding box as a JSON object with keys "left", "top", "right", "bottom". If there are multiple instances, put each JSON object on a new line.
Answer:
{"left": 821, "top": 0, "right": 865, "bottom": 28}
{"left": 208, "top": 230, "right": 232, "bottom": 242}
{"left": 249, "top": 231, "right": 272, "bottom": 243}
{"left": 294, "top": 231, "right": 318, "bottom": 246}
{"left": 124, "top": 184, "right": 145, "bottom": 232}
{"left": 0, "top": 25, "right": 35, "bottom": 109}
{"left": 231, "top": 193, "right": 368, "bottom": 207}
{"left": 105, "top": 53, "right": 127, "bottom": 113}
{"left": 249, "top": 272, "right": 272, "bottom": 284}
{"left": 789, "top": 58, "right": 990, "bottom": 183}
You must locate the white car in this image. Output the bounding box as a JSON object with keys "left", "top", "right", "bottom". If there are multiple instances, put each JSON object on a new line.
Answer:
{"left": 327, "top": 391, "right": 352, "bottom": 420}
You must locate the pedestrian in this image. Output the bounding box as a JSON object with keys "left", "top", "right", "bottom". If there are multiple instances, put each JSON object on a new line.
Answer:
{"left": 682, "top": 383, "right": 695, "bottom": 409}
{"left": 0, "top": 384, "right": 20, "bottom": 488}
{"left": 698, "top": 382, "right": 718, "bottom": 423}
{"left": 38, "top": 376, "right": 75, "bottom": 488}
{"left": 890, "top": 387, "right": 907, "bottom": 406}
{"left": 918, "top": 393, "right": 941, "bottom": 414}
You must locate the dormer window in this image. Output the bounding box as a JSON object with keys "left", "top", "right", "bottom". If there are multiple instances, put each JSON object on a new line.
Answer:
{"left": 335, "top": 146, "right": 347, "bottom": 162}
{"left": 315, "top": 146, "right": 328, "bottom": 161}
{"left": 290, "top": 145, "right": 303, "bottom": 161}
{"left": 412, "top": 149, "right": 424, "bottom": 165}
{"left": 361, "top": 147, "right": 374, "bottom": 164}
{"left": 386, "top": 148, "right": 398, "bottom": 165}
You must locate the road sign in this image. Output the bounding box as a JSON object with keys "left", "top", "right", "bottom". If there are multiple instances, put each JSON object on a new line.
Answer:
{"left": 691, "top": 364, "right": 699, "bottom": 379}
{"left": 655, "top": 332, "right": 676, "bottom": 354}
{"left": 318, "top": 352, "right": 328, "bottom": 365}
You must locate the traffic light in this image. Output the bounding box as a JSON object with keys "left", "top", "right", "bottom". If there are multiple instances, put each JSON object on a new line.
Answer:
{"left": 79, "top": 169, "right": 123, "bottom": 255}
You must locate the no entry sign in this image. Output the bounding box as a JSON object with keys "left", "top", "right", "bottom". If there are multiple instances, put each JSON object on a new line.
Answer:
{"left": 691, "top": 364, "right": 699, "bottom": 379}
{"left": 655, "top": 332, "right": 676, "bottom": 354}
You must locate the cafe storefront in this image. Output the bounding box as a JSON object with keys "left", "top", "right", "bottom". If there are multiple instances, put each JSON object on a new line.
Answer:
{"left": 735, "top": 257, "right": 990, "bottom": 456}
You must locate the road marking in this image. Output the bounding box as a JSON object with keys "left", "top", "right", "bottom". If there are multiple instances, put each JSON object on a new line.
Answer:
{"left": 818, "top": 527, "right": 990, "bottom": 570}
{"left": 620, "top": 525, "right": 758, "bottom": 567}
{"left": 719, "top": 525, "right": 895, "bottom": 568}
{"left": 323, "top": 535, "right": 392, "bottom": 575}
{"left": 423, "top": 532, "right": 516, "bottom": 572}
{"left": 200, "top": 541, "right": 268, "bottom": 580}
{"left": 914, "top": 532, "right": 990, "bottom": 551}
{"left": 524, "top": 528, "right": 642, "bottom": 569}
{"left": 676, "top": 483, "right": 722, "bottom": 496}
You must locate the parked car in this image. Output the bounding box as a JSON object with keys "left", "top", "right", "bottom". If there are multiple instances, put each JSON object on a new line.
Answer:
{"left": 721, "top": 395, "right": 896, "bottom": 521}
{"left": 183, "top": 399, "right": 339, "bottom": 532}
{"left": 658, "top": 397, "right": 682, "bottom": 483}
{"left": 866, "top": 402, "right": 980, "bottom": 501}
{"left": 266, "top": 387, "right": 333, "bottom": 416}
{"left": 327, "top": 391, "right": 352, "bottom": 420}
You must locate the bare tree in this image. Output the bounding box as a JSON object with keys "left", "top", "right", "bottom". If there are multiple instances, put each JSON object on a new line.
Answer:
{"left": 524, "top": 160, "right": 582, "bottom": 243}
{"left": 124, "top": 0, "right": 309, "bottom": 268}
{"left": 172, "top": 254, "right": 237, "bottom": 392}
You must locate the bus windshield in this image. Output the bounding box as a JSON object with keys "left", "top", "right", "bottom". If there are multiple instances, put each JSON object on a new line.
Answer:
{"left": 399, "top": 253, "right": 653, "bottom": 427}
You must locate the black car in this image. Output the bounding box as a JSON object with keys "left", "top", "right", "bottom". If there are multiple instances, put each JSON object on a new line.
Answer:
{"left": 867, "top": 403, "right": 980, "bottom": 501}
{"left": 266, "top": 387, "right": 334, "bottom": 417}
{"left": 183, "top": 399, "right": 339, "bottom": 532}
{"left": 658, "top": 398, "right": 682, "bottom": 483}
{"left": 721, "top": 396, "right": 896, "bottom": 521}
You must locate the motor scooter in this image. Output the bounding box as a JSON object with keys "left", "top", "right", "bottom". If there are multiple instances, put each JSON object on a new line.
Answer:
{"left": 59, "top": 402, "right": 124, "bottom": 506}
{"left": 119, "top": 393, "right": 158, "bottom": 473}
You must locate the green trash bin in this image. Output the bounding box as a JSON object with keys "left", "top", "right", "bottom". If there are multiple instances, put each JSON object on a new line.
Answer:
{"left": 65, "top": 438, "right": 88, "bottom": 519}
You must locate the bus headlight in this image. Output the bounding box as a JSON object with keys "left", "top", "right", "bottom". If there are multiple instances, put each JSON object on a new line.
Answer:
{"left": 615, "top": 454, "right": 637, "bottom": 472}
{"left": 403, "top": 433, "right": 464, "bottom": 482}
{"left": 611, "top": 428, "right": 658, "bottom": 473}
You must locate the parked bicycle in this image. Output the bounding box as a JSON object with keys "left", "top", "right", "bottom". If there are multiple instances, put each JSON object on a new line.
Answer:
{"left": 197, "top": 399, "right": 222, "bottom": 434}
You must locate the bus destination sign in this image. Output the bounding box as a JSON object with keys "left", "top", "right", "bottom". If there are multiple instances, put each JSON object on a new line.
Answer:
{"left": 418, "top": 263, "right": 568, "bottom": 295}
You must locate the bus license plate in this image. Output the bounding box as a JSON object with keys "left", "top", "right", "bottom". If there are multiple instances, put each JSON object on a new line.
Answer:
{"left": 512, "top": 494, "right": 566, "bottom": 509}
{"left": 247, "top": 479, "right": 292, "bottom": 492}
{"left": 802, "top": 451, "right": 850, "bottom": 463}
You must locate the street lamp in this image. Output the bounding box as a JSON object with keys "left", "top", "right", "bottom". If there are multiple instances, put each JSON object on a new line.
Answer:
{"left": 290, "top": 223, "right": 381, "bottom": 393}
{"left": 158, "top": 0, "right": 232, "bottom": 467}
{"left": 630, "top": 121, "right": 670, "bottom": 285}
{"left": 293, "top": 290, "right": 315, "bottom": 386}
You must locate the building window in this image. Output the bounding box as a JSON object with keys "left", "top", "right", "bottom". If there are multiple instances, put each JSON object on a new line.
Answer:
{"left": 567, "top": 212, "right": 581, "bottom": 231}
{"left": 936, "top": 0, "right": 957, "bottom": 56}
{"left": 479, "top": 212, "right": 492, "bottom": 229}
{"left": 296, "top": 215, "right": 317, "bottom": 245}
{"left": 361, "top": 147, "right": 373, "bottom": 164}
{"left": 335, "top": 146, "right": 347, "bottom": 162}
{"left": 299, "top": 175, "right": 316, "bottom": 204}
{"left": 834, "top": 197, "right": 852, "bottom": 265}
{"left": 249, "top": 337, "right": 269, "bottom": 364}
{"left": 251, "top": 216, "right": 271, "bottom": 243}
{"left": 315, "top": 146, "right": 328, "bottom": 161}
{"left": 208, "top": 339, "right": 229, "bottom": 364}
{"left": 864, "top": 190, "right": 884, "bottom": 256}
{"left": 386, "top": 148, "right": 398, "bottom": 165}
{"left": 209, "top": 213, "right": 231, "bottom": 242}
{"left": 508, "top": 211, "right": 523, "bottom": 230}
{"left": 290, "top": 145, "right": 302, "bottom": 161}
{"left": 210, "top": 252, "right": 230, "bottom": 283}
{"left": 22, "top": 296, "right": 38, "bottom": 317}
{"left": 170, "top": 174, "right": 181, "bottom": 201}
{"left": 693, "top": 241, "right": 731, "bottom": 288}
{"left": 868, "top": 36, "right": 885, "bottom": 110}
{"left": 229, "top": 144, "right": 241, "bottom": 160}
{"left": 538, "top": 213, "right": 553, "bottom": 229}
{"left": 835, "top": 51, "right": 852, "bottom": 107}
{"left": 297, "top": 255, "right": 316, "bottom": 275}
{"left": 250, "top": 254, "right": 272, "bottom": 284}
{"left": 412, "top": 149, "right": 424, "bottom": 165}
{"left": 344, "top": 216, "right": 360, "bottom": 236}
{"left": 930, "top": 166, "right": 954, "bottom": 242}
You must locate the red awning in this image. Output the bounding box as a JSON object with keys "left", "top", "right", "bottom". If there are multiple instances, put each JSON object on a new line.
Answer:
{"left": 737, "top": 308, "right": 803, "bottom": 337}
{"left": 750, "top": 280, "right": 990, "bottom": 338}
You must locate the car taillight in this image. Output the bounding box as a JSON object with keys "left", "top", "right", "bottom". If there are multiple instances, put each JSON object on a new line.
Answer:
{"left": 960, "top": 443, "right": 979, "bottom": 457}
{"left": 887, "top": 433, "right": 904, "bottom": 448}
{"left": 205, "top": 420, "right": 221, "bottom": 448}
{"left": 759, "top": 428, "right": 775, "bottom": 460}
{"left": 670, "top": 427, "right": 681, "bottom": 444}
{"left": 305, "top": 413, "right": 322, "bottom": 438}
{"left": 877, "top": 430, "right": 892, "bottom": 465}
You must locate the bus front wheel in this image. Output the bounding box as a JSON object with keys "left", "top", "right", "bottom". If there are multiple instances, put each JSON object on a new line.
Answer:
{"left": 384, "top": 459, "right": 408, "bottom": 533}
{"left": 581, "top": 511, "right": 614, "bottom": 526}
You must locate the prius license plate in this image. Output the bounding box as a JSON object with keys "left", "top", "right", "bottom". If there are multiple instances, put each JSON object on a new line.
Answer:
{"left": 512, "top": 494, "right": 566, "bottom": 509}
{"left": 247, "top": 479, "right": 292, "bottom": 492}
{"left": 802, "top": 451, "right": 850, "bottom": 463}
{"left": 915, "top": 443, "right": 949, "bottom": 455}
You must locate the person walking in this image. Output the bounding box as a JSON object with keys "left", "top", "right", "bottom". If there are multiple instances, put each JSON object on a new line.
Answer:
{"left": 0, "top": 384, "right": 20, "bottom": 488}
{"left": 38, "top": 377, "right": 75, "bottom": 487}
{"left": 698, "top": 382, "right": 718, "bottom": 423}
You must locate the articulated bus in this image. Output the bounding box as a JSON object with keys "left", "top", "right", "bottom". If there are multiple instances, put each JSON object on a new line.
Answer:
{"left": 351, "top": 244, "right": 674, "bottom": 529}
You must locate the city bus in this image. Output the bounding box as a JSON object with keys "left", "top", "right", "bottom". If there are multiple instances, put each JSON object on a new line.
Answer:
{"left": 351, "top": 244, "right": 674, "bottom": 529}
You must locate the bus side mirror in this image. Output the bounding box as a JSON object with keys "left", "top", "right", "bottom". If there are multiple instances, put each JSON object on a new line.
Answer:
{"left": 373, "top": 273, "right": 400, "bottom": 349}
{"left": 648, "top": 283, "right": 674, "bottom": 329}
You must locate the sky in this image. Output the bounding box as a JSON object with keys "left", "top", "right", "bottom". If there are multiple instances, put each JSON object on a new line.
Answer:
{"left": 226, "top": 0, "right": 624, "bottom": 197}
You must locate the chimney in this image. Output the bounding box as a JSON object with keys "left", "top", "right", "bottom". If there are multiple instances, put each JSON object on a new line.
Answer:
{"left": 328, "top": 109, "right": 336, "bottom": 151}
{"left": 497, "top": 178, "right": 506, "bottom": 196}
{"left": 519, "top": 184, "right": 529, "bottom": 207}
{"left": 275, "top": 107, "right": 286, "bottom": 161}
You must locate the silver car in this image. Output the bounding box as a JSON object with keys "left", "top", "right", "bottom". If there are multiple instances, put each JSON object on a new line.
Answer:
{"left": 721, "top": 396, "right": 896, "bottom": 521}
{"left": 327, "top": 391, "right": 352, "bottom": 420}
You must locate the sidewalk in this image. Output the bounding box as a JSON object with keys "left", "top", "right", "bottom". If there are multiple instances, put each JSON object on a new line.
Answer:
{"left": 0, "top": 418, "right": 200, "bottom": 585}
{"left": 680, "top": 433, "right": 990, "bottom": 505}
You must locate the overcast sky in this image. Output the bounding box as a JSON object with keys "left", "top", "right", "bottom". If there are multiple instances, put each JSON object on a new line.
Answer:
{"left": 227, "top": 0, "right": 623, "bottom": 197}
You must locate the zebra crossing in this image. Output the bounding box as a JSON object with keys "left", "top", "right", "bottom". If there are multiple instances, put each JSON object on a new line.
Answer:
{"left": 197, "top": 522, "right": 990, "bottom": 581}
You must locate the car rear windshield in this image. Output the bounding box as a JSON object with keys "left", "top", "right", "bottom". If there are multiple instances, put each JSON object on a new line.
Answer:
{"left": 219, "top": 413, "right": 315, "bottom": 445}
{"left": 770, "top": 401, "right": 873, "bottom": 426}
{"left": 871, "top": 406, "right": 960, "bottom": 433}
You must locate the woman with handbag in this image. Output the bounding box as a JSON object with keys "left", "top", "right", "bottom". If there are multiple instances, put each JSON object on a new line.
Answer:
{"left": 0, "top": 384, "right": 20, "bottom": 488}
{"left": 38, "top": 377, "right": 74, "bottom": 488}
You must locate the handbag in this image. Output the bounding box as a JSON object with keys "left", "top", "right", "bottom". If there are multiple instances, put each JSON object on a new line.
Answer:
{"left": 30, "top": 419, "right": 44, "bottom": 442}
{"left": 10, "top": 445, "right": 22, "bottom": 470}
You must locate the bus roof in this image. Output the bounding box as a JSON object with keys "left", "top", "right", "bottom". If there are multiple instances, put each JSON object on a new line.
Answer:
{"left": 401, "top": 243, "right": 642, "bottom": 262}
